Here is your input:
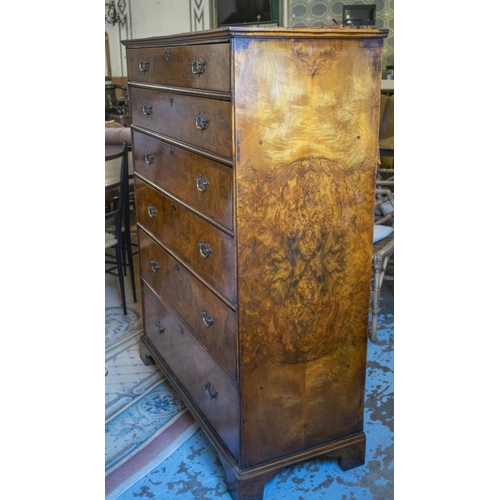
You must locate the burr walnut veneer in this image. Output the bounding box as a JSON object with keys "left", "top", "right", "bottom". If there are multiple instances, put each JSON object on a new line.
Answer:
{"left": 123, "top": 26, "right": 387, "bottom": 500}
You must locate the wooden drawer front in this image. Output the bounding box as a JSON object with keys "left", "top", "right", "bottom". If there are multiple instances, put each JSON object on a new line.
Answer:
{"left": 142, "top": 284, "right": 239, "bottom": 460}
{"left": 133, "top": 131, "right": 233, "bottom": 231}
{"left": 126, "top": 44, "right": 230, "bottom": 92}
{"left": 136, "top": 178, "right": 235, "bottom": 303}
{"left": 130, "top": 87, "right": 232, "bottom": 158}
{"left": 139, "top": 228, "right": 237, "bottom": 380}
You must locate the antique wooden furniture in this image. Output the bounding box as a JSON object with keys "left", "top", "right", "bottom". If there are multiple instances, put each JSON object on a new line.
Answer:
{"left": 123, "top": 26, "right": 388, "bottom": 500}
{"left": 105, "top": 142, "right": 137, "bottom": 315}
{"left": 371, "top": 182, "right": 394, "bottom": 342}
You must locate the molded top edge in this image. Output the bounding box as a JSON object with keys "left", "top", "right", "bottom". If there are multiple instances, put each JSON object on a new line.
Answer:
{"left": 122, "top": 26, "right": 389, "bottom": 47}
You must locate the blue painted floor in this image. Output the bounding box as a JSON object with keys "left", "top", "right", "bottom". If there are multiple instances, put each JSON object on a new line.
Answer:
{"left": 116, "top": 282, "right": 394, "bottom": 500}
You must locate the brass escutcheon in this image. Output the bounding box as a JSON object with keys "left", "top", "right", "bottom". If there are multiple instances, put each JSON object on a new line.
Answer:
{"left": 204, "top": 382, "right": 218, "bottom": 399}
{"left": 138, "top": 58, "right": 149, "bottom": 72}
{"left": 201, "top": 309, "right": 215, "bottom": 327}
{"left": 196, "top": 175, "right": 210, "bottom": 192}
{"left": 144, "top": 151, "right": 154, "bottom": 164}
{"left": 191, "top": 56, "right": 206, "bottom": 76}
{"left": 198, "top": 241, "right": 212, "bottom": 258}
{"left": 195, "top": 113, "right": 209, "bottom": 132}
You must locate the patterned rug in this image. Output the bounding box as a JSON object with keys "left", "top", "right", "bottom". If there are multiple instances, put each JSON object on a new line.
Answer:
{"left": 105, "top": 268, "right": 200, "bottom": 500}
{"left": 112, "top": 283, "right": 394, "bottom": 499}
{"left": 105, "top": 251, "right": 393, "bottom": 499}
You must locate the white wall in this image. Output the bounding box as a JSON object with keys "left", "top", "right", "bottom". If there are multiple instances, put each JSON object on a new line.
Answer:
{"left": 105, "top": 0, "right": 212, "bottom": 79}
{"left": 105, "top": 0, "right": 287, "bottom": 79}
{"left": 130, "top": 0, "right": 191, "bottom": 40}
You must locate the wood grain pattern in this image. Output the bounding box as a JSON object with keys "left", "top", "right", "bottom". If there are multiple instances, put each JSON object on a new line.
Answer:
{"left": 135, "top": 177, "right": 235, "bottom": 303}
{"left": 138, "top": 228, "right": 237, "bottom": 380}
{"left": 124, "top": 27, "right": 388, "bottom": 499}
{"left": 233, "top": 37, "right": 382, "bottom": 467}
{"left": 142, "top": 283, "right": 240, "bottom": 459}
{"left": 133, "top": 130, "right": 234, "bottom": 231}
{"left": 129, "top": 86, "right": 232, "bottom": 158}
{"left": 126, "top": 43, "right": 230, "bottom": 92}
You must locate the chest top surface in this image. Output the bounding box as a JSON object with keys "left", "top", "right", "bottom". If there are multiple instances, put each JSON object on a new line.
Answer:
{"left": 122, "top": 26, "right": 388, "bottom": 47}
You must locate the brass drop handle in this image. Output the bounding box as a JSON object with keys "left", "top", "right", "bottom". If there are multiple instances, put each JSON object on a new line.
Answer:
{"left": 191, "top": 56, "right": 206, "bottom": 76}
{"left": 201, "top": 310, "right": 215, "bottom": 327}
{"left": 147, "top": 204, "right": 158, "bottom": 217}
{"left": 198, "top": 241, "right": 212, "bottom": 258}
{"left": 196, "top": 175, "right": 210, "bottom": 192}
{"left": 145, "top": 151, "right": 155, "bottom": 165}
{"left": 205, "top": 382, "right": 218, "bottom": 399}
{"left": 150, "top": 260, "right": 161, "bottom": 273}
{"left": 155, "top": 320, "right": 165, "bottom": 334}
{"left": 142, "top": 103, "right": 153, "bottom": 116}
{"left": 138, "top": 58, "right": 149, "bottom": 72}
{"left": 195, "top": 113, "right": 209, "bottom": 132}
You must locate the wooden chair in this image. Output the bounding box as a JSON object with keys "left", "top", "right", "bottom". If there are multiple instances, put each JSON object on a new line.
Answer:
{"left": 379, "top": 94, "right": 394, "bottom": 141}
{"left": 370, "top": 174, "right": 394, "bottom": 342}
{"left": 369, "top": 94, "right": 395, "bottom": 341}
{"left": 105, "top": 142, "right": 137, "bottom": 315}
{"left": 378, "top": 94, "right": 394, "bottom": 170}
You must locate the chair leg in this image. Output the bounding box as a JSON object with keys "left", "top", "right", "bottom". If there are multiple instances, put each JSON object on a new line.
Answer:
{"left": 370, "top": 255, "right": 390, "bottom": 342}
{"left": 125, "top": 230, "right": 137, "bottom": 303}
{"left": 115, "top": 242, "right": 127, "bottom": 315}
{"left": 122, "top": 241, "right": 128, "bottom": 276}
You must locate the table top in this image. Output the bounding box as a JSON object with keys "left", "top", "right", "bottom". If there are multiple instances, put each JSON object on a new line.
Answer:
{"left": 105, "top": 144, "right": 126, "bottom": 161}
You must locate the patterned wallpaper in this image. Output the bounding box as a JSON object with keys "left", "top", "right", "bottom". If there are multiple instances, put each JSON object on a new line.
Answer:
{"left": 190, "top": 1, "right": 394, "bottom": 75}
{"left": 290, "top": 0, "right": 394, "bottom": 75}
{"left": 190, "top": 0, "right": 211, "bottom": 31}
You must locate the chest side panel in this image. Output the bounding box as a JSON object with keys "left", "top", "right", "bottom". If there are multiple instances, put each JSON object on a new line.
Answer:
{"left": 233, "top": 36, "right": 383, "bottom": 467}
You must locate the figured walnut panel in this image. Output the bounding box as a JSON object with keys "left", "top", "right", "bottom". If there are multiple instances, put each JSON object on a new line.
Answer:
{"left": 233, "top": 37, "right": 382, "bottom": 467}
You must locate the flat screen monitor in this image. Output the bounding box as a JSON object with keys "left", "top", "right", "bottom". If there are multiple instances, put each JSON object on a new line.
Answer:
{"left": 217, "top": 0, "right": 274, "bottom": 27}
{"left": 342, "top": 4, "right": 376, "bottom": 27}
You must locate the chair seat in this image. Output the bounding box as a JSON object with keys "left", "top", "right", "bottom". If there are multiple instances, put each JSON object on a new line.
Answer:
{"left": 373, "top": 224, "right": 394, "bottom": 243}
{"left": 105, "top": 215, "right": 132, "bottom": 235}
{"left": 105, "top": 231, "right": 118, "bottom": 248}
{"left": 374, "top": 200, "right": 394, "bottom": 216}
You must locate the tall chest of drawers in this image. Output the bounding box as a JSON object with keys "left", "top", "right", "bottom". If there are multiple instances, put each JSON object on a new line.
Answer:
{"left": 123, "top": 27, "right": 388, "bottom": 500}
